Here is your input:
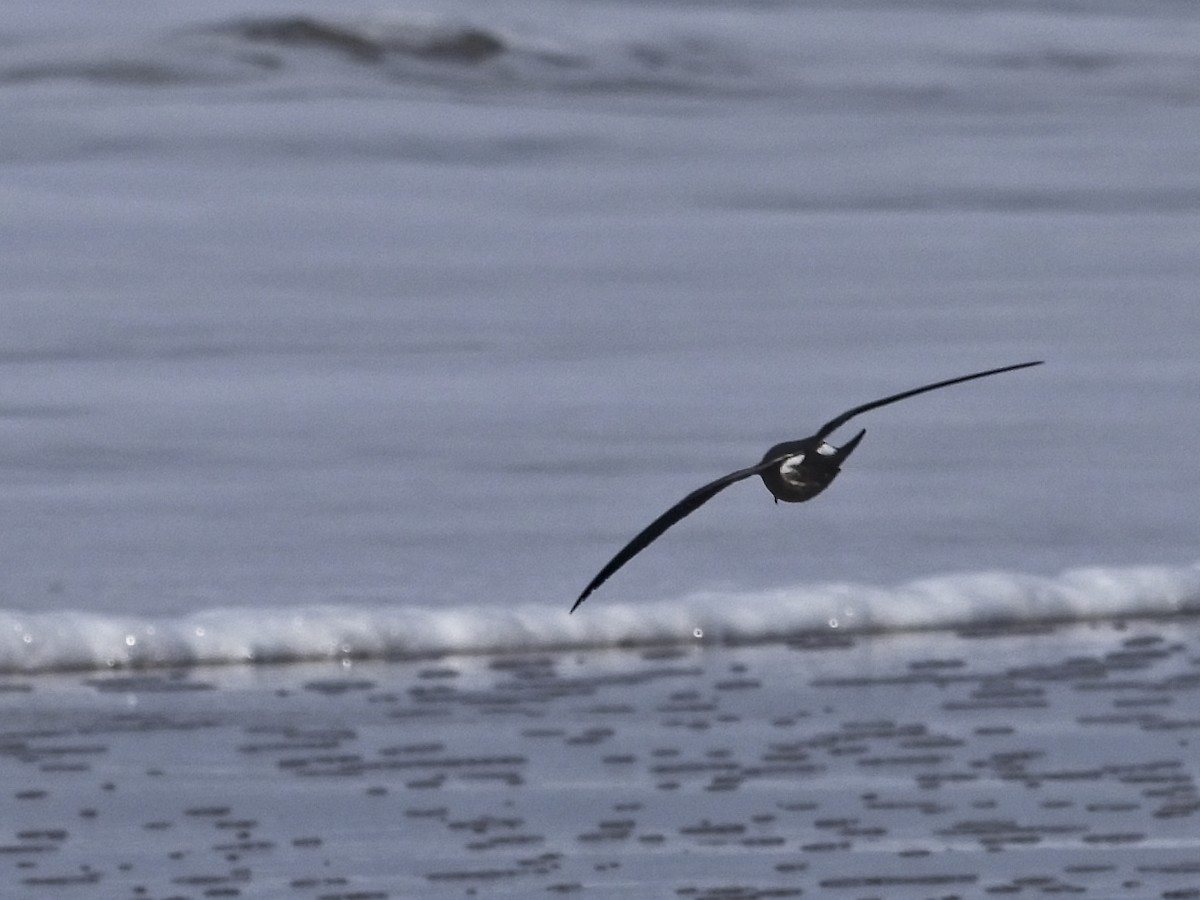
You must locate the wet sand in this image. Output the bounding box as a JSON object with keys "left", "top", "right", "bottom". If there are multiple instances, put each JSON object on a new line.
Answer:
{"left": 2, "top": 617, "right": 1199, "bottom": 899}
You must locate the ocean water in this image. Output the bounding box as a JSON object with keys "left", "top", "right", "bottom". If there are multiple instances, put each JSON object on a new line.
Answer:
{"left": 2, "top": 0, "right": 1199, "bottom": 672}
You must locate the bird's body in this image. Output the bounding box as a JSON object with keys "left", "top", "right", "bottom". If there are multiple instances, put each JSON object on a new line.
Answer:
{"left": 758, "top": 432, "right": 863, "bottom": 503}
{"left": 570, "top": 360, "right": 1042, "bottom": 612}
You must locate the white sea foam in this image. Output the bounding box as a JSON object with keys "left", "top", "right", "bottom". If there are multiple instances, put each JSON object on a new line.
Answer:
{"left": 2, "top": 562, "right": 1197, "bottom": 675}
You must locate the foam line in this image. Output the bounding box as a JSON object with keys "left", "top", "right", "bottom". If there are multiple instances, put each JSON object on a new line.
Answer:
{"left": 2, "top": 563, "right": 1197, "bottom": 674}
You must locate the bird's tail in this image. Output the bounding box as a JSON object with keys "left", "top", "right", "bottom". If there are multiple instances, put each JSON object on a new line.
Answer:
{"left": 835, "top": 428, "right": 866, "bottom": 463}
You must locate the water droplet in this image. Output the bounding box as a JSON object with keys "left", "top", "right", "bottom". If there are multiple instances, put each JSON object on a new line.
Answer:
{"left": 125, "top": 635, "right": 137, "bottom": 647}
{"left": 828, "top": 618, "right": 839, "bottom": 629}
{"left": 693, "top": 628, "right": 703, "bottom": 639}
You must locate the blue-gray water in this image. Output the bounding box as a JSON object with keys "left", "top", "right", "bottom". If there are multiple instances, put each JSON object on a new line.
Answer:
{"left": 2, "top": 0, "right": 1199, "bottom": 669}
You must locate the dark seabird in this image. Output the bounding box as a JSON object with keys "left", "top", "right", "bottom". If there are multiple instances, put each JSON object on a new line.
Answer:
{"left": 571, "top": 360, "right": 1042, "bottom": 612}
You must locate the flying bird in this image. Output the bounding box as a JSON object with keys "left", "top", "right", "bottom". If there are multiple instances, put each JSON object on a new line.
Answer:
{"left": 571, "top": 360, "right": 1042, "bottom": 612}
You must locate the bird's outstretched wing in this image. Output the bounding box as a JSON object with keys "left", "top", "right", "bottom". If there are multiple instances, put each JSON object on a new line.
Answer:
{"left": 572, "top": 360, "right": 1043, "bottom": 611}
{"left": 571, "top": 457, "right": 785, "bottom": 613}
{"left": 814, "top": 360, "right": 1043, "bottom": 441}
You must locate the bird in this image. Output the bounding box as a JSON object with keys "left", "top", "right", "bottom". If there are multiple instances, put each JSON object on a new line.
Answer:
{"left": 570, "top": 360, "right": 1042, "bottom": 612}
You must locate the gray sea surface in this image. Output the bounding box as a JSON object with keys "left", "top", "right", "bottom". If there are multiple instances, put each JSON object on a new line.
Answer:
{"left": 2, "top": 0, "right": 1198, "bottom": 626}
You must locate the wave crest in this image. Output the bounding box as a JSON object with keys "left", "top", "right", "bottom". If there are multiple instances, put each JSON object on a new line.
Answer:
{"left": 3, "top": 563, "right": 1197, "bottom": 675}
{"left": 220, "top": 15, "right": 507, "bottom": 65}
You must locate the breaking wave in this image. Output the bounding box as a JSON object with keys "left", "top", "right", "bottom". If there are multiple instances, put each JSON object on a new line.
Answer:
{"left": 3, "top": 7, "right": 1196, "bottom": 106}
{"left": 0, "top": 12, "right": 758, "bottom": 97}
{"left": 2, "top": 563, "right": 1197, "bottom": 675}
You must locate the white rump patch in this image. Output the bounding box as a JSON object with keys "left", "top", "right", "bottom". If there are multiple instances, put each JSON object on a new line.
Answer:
{"left": 780, "top": 453, "right": 805, "bottom": 473}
